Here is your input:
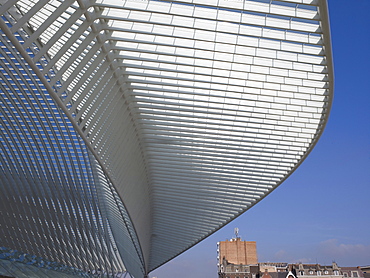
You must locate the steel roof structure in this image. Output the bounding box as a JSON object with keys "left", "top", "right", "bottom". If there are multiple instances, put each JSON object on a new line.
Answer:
{"left": 0, "top": 0, "right": 333, "bottom": 277}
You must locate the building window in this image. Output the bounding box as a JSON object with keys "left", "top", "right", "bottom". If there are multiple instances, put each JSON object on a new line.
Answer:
{"left": 317, "top": 271, "right": 322, "bottom": 276}
{"left": 334, "top": 271, "right": 339, "bottom": 276}
{"left": 325, "top": 271, "right": 329, "bottom": 274}
{"left": 310, "top": 271, "right": 314, "bottom": 275}
{"left": 300, "top": 271, "right": 304, "bottom": 276}
{"left": 344, "top": 273, "right": 348, "bottom": 277}
{"left": 352, "top": 272, "right": 359, "bottom": 277}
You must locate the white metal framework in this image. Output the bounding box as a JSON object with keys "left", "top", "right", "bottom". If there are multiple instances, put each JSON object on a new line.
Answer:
{"left": 0, "top": 0, "right": 333, "bottom": 277}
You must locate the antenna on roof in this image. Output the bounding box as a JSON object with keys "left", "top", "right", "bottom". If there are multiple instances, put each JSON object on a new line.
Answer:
{"left": 234, "top": 227, "right": 239, "bottom": 238}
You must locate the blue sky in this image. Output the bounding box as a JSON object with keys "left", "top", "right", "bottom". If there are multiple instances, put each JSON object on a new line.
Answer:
{"left": 150, "top": 0, "right": 370, "bottom": 277}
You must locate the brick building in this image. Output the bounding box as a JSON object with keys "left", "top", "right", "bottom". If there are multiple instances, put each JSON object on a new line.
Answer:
{"left": 217, "top": 237, "right": 258, "bottom": 278}
{"left": 218, "top": 237, "right": 258, "bottom": 265}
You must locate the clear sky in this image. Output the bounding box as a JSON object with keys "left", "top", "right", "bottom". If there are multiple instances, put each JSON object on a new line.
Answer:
{"left": 150, "top": 0, "right": 370, "bottom": 277}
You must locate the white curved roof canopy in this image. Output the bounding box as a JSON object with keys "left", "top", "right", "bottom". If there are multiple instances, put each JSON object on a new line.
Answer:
{"left": 0, "top": 0, "right": 333, "bottom": 277}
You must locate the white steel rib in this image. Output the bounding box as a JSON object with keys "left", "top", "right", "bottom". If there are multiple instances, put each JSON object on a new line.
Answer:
{"left": 0, "top": 0, "right": 333, "bottom": 277}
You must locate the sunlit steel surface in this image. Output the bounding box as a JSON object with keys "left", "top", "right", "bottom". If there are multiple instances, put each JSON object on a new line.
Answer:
{"left": 0, "top": 0, "right": 333, "bottom": 277}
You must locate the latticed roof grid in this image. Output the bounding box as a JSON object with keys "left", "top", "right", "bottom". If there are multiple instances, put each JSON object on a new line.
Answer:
{"left": 0, "top": 0, "right": 333, "bottom": 276}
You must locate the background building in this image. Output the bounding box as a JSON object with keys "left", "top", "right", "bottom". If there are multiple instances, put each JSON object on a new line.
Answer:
{"left": 359, "top": 266, "right": 370, "bottom": 278}
{"left": 341, "top": 267, "right": 365, "bottom": 278}
{"left": 259, "top": 263, "right": 289, "bottom": 273}
{"left": 217, "top": 238, "right": 366, "bottom": 278}
{"left": 218, "top": 235, "right": 258, "bottom": 278}
{"left": 291, "top": 263, "right": 341, "bottom": 278}
{"left": 218, "top": 238, "right": 258, "bottom": 266}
